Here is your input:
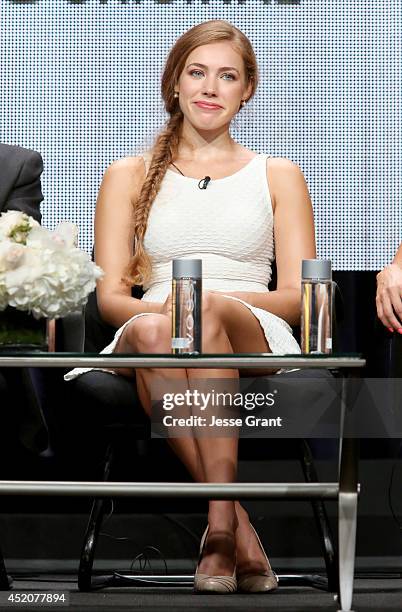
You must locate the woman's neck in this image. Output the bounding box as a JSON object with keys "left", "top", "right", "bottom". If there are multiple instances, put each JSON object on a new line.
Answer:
{"left": 177, "top": 124, "right": 238, "bottom": 162}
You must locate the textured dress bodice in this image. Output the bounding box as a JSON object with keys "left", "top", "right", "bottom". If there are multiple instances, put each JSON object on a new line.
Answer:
{"left": 141, "top": 153, "right": 274, "bottom": 301}
{"left": 64, "top": 150, "right": 301, "bottom": 382}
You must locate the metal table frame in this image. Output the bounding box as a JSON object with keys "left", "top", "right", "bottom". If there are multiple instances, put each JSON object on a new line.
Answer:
{"left": 0, "top": 354, "right": 364, "bottom": 611}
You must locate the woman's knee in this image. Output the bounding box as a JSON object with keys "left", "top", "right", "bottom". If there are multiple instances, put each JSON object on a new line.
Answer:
{"left": 202, "top": 293, "right": 228, "bottom": 345}
{"left": 123, "top": 315, "right": 170, "bottom": 353}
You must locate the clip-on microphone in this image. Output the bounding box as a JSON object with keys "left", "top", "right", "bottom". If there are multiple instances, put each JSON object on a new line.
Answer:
{"left": 198, "top": 176, "right": 211, "bottom": 190}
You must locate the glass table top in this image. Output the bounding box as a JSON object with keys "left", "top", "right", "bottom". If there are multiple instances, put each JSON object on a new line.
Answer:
{"left": 0, "top": 351, "right": 363, "bottom": 357}
{"left": 0, "top": 352, "right": 365, "bottom": 368}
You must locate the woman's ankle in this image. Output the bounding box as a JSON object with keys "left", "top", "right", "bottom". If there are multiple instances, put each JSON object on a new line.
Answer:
{"left": 234, "top": 501, "right": 250, "bottom": 527}
{"left": 208, "top": 501, "right": 237, "bottom": 533}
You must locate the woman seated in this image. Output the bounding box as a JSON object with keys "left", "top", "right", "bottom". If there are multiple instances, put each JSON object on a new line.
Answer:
{"left": 66, "top": 20, "right": 316, "bottom": 594}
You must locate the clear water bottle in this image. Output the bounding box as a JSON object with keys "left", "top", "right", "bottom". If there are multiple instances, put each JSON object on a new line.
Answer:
{"left": 301, "top": 259, "right": 333, "bottom": 354}
{"left": 171, "top": 259, "right": 202, "bottom": 355}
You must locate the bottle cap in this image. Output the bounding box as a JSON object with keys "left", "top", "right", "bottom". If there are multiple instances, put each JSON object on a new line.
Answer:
{"left": 302, "top": 259, "right": 332, "bottom": 281}
{"left": 172, "top": 259, "right": 202, "bottom": 279}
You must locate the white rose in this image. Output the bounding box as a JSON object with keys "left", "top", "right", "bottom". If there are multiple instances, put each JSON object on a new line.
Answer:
{"left": 0, "top": 211, "right": 27, "bottom": 233}
{"left": 0, "top": 241, "right": 25, "bottom": 272}
{"left": 26, "top": 225, "right": 55, "bottom": 250}
{"left": 53, "top": 222, "right": 78, "bottom": 248}
{"left": 0, "top": 211, "right": 38, "bottom": 244}
{"left": 0, "top": 242, "right": 11, "bottom": 273}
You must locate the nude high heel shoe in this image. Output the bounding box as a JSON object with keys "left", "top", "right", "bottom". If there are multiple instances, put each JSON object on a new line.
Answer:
{"left": 194, "top": 526, "right": 237, "bottom": 594}
{"left": 236, "top": 525, "right": 278, "bottom": 593}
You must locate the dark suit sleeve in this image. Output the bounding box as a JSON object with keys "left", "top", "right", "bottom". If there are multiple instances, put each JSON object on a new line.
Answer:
{"left": 4, "top": 150, "right": 44, "bottom": 223}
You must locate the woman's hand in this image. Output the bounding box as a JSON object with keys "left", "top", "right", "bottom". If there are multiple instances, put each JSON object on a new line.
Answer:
{"left": 158, "top": 290, "right": 225, "bottom": 319}
{"left": 376, "top": 263, "right": 402, "bottom": 332}
{"left": 158, "top": 292, "right": 172, "bottom": 318}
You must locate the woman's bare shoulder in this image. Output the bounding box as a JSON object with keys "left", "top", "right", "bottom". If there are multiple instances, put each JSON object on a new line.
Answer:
{"left": 106, "top": 155, "right": 147, "bottom": 176}
{"left": 101, "top": 156, "right": 147, "bottom": 199}
{"left": 266, "top": 156, "right": 305, "bottom": 187}
{"left": 266, "top": 157, "right": 310, "bottom": 212}
{"left": 267, "top": 156, "right": 300, "bottom": 172}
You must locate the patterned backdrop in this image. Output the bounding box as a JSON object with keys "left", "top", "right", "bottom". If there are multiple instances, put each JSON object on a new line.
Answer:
{"left": 0, "top": 0, "right": 400, "bottom": 270}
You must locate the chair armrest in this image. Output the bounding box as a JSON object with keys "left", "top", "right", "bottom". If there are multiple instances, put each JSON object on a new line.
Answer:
{"left": 55, "top": 309, "right": 85, "bottom": 352}
{"left": 368, "top": 319, "right": 402, "bottom": 377}
{"left": 381, "top": 326, "right": 402, "bottom": 377}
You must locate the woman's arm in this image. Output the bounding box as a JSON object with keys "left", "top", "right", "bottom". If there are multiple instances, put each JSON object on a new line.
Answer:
{"left": 217, "top": 158, "right": 316, "bottom": 326}
{"left": 376, "top": 242, "right": 402, "bottom": 331}
{"left": 393, "top": 243, "right": 402, "bottom": 268}
{"left": 94, "top": 156, "right": 161, "bottom": 329}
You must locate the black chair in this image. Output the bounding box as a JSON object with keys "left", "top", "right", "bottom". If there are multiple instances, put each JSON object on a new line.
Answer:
{"left": 58, "top": 272, "right": 347, "bottom": 594}
{"left": 370, "top": 319, "right": 402, "bottom": 378}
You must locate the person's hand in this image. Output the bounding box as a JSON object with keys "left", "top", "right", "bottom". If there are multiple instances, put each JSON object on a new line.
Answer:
{"left": 158, "top": 290, "right": 222, "bottom": 319}
{"left": 376, "top": 263, "right": 402, "bottom": 332}
{"left": 158, "top": 292, "right": 172, "bottom": 318}
{"left": 157, "top": 289, "right": 245, "bottom": 319}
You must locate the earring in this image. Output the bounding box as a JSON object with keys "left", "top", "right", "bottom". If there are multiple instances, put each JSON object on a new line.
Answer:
{"left": 174, "top": 92, "right": 179, "bottom": 98}
{"left": 241, "top": 99, "right": 246, "bottom": 107}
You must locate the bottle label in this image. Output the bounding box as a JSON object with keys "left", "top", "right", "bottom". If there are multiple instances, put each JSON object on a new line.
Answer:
{"left": 172, "top": 337, "right": 191, "bottom": 349}
{"left": 326, "top": 337, "right": 332, "bottom": 350}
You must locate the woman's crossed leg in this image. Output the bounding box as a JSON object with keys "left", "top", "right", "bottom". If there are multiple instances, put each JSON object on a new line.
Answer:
{"left": 114, "top": 292, "right": 274, "bottom": 581}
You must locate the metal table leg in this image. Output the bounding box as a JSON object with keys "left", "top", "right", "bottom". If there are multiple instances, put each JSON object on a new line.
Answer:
{"left": 337, "top": 372, "right": 359, "bottom": 612}
{"left": 299, "top": 439, "right": 338, "bottom": 592}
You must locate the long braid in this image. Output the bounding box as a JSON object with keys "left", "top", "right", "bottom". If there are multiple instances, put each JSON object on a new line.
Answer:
{"left": 124, "top": 110, "right": 183, "bottom": 287}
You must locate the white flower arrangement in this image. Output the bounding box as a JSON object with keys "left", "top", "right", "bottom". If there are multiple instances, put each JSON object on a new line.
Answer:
{"left": 0, "top": 211, "right": 103, "bottom": 319}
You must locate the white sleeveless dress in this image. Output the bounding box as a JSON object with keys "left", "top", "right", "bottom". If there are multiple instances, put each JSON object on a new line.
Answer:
{"left": 65, "top": 152, "right": 300, "bottom": 381}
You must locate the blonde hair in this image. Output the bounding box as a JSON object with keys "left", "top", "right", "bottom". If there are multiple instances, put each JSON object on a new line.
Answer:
{"left": 124, "top": 20, "right": 259, "bottom": 287}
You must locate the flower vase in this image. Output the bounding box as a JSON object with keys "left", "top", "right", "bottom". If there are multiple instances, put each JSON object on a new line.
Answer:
{"left": 0, "top": 307, "right": 54, "bottom": 352}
